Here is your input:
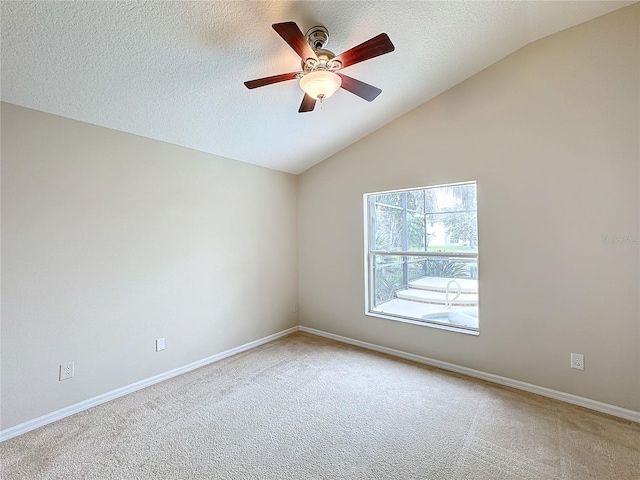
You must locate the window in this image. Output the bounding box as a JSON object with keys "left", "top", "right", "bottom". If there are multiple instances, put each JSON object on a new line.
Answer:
{"left": 364, "top": 181, "right": 479, "bottom": 333}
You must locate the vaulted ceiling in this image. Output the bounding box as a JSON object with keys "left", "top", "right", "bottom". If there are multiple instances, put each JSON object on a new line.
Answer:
{"left": 1, "top": 1, "right": 633, "bottom": 173}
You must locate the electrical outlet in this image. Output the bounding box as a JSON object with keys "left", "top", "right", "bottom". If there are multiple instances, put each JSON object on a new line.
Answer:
{"left": 571, "top": 353, "right": 584, "bottom": 370}
{"left": 156, "top": 338, "right": 165, "bottom": 352}
{"left": 59, "top": 362, "right": 74, "bottom": 381}
{"left": 293, "top": 303, "right": 298, "bottom": 313}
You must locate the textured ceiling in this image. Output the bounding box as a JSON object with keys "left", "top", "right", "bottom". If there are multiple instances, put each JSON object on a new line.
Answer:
{"left": 1, "top": 1, "right": 633, "bottom": 174}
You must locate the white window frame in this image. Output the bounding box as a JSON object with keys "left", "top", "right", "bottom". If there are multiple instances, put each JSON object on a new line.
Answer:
{"left": 363, "top": 181, "right": 479, "bottom": 335}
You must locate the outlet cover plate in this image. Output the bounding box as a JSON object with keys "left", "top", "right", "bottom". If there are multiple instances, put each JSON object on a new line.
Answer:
{"left": 571, "top": 353, "right": 584, "bottom": 370}
{"left": 59, "top": 362, "right": 74, "bottom": 381}
{"left": 156, "top": 338, "right": 165, "bottom": 352}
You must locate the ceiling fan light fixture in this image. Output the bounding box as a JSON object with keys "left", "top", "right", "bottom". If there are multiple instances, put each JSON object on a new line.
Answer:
{"left": 299, "top": 71, "right": 342, "bottom": 100}
{"left": 244, "top": 22, "right": 395, "bottom": 112}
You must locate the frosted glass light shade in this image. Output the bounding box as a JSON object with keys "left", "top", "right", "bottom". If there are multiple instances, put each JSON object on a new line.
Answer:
{"left": 299, "top": 71, "right": 342, "bottom": 100}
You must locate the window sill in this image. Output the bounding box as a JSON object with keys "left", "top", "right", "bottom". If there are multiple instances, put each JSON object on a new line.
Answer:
{"left": 365, "top": 311, "right": 480, "bottom": 336}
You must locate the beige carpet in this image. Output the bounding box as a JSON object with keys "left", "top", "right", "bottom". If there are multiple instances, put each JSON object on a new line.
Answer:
{"left": 1, "top": 332, "right": 639, "bottom": 479}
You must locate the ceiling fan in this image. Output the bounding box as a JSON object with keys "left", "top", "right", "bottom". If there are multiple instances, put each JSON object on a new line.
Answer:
{"left": 244, "top": 22, "right": 395, "bottom": 113}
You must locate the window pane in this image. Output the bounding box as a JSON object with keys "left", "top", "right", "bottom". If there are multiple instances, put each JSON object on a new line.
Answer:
{"left": 371, "top": 183, "right": 478, "bottom": 253}
{"left": 371, "top": 254, "right": 478, "bottom": 330}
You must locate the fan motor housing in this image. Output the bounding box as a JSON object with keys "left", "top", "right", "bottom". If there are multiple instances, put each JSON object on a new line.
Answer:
{"left": 302, "top": 26, "right": 340, "bottom": 72}
{"left": 305, "top": 26, "right": 329, "bottom": 50}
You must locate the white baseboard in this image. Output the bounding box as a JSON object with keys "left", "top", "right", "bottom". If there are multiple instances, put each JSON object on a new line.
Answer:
{"left": 299, "top": 326, "right": 640, "bottom": 424}
{"left": 0, "top": 326, "right": 299, "bottom": 442}
{"left": 3, "top": 324, "right": 637, "bottom": 442}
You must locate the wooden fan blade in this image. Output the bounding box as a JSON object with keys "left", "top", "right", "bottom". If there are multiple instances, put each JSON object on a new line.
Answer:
{"left": 298, "top": 94, "right": 316, "bottom": 113}
{"left": 244, "top": 72, "right": 299, "bottom": 89}
{"left": 334, "top": 33, "right": 395, "bottom": 69}
{"left": 272, "top": 22, "right": 318, "bottom": 61}
{"left": 337, "top": 74, "right": 381, "bottom": 102}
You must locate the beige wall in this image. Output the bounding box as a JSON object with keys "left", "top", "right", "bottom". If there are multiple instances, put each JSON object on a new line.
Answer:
{"left": 1, "top": 103, "right": 298, "bottom": 429}
{"left": 299, "top": 6, "right": 640, "bottom": 411}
